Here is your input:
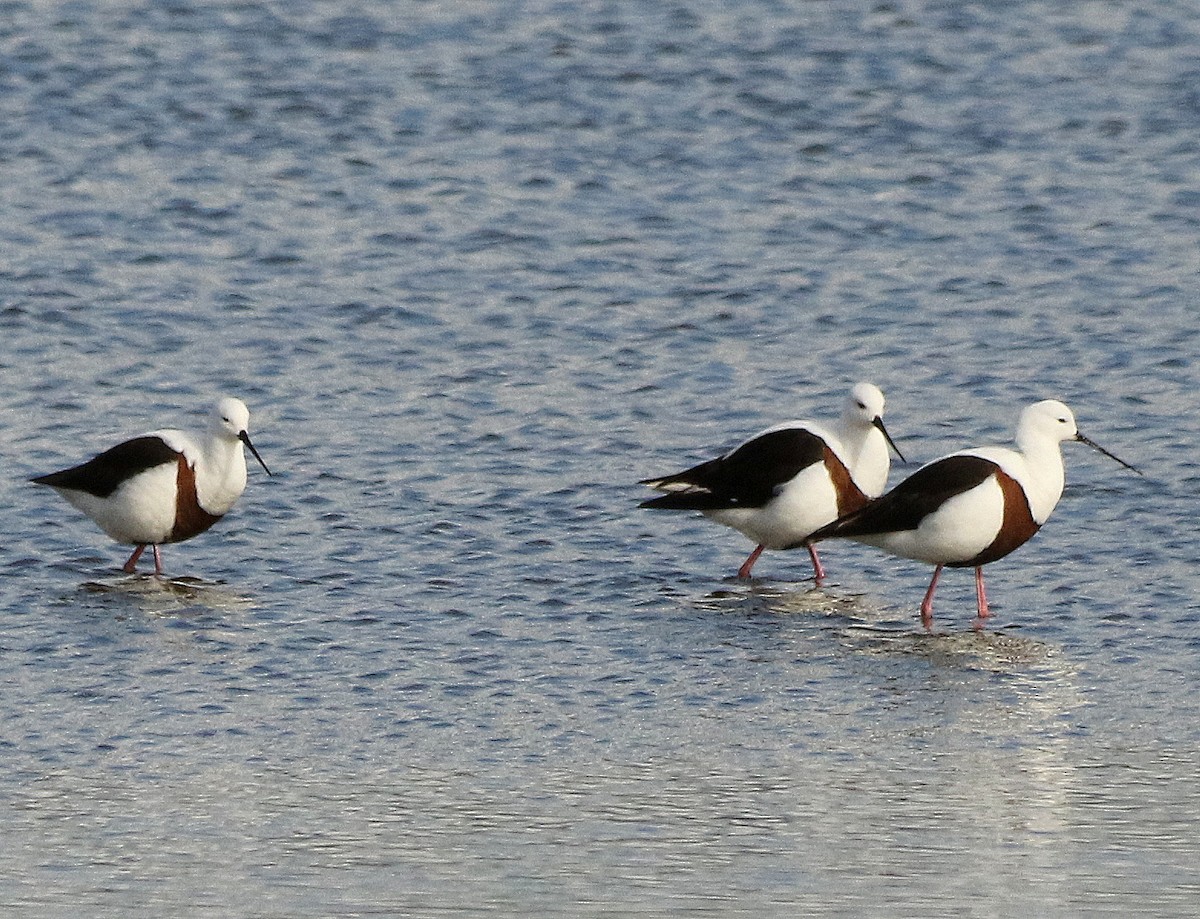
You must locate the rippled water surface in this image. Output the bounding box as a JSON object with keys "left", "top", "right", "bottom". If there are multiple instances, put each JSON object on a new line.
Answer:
{"left": 3, "top": 1, "right": 1200, "bottom": 915}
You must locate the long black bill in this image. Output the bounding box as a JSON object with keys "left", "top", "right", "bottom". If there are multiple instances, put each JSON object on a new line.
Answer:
{"left": 1076, "top": 432, "right": 1142, "bottom": 477}
{"left": 873, "top": 417, "right": 906, "bottom": 463}
{"left": 239, "top": 430, "right": 273, "bottom": 476}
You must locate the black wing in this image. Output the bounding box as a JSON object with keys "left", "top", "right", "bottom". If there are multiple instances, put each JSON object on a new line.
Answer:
{"left": 640, "top": 427, "right": 828, "bottom": 511}
{"left": 31, "top": 435, "right": 179, "bottom": 498}
{"left": 810, "top": 454, "right": 999, "bottom": 539}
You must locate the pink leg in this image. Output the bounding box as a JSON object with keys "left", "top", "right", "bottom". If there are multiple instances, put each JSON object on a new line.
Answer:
{"left": 738, "top": 544, "right": 766, "bottom": 578}
{"left": 806, "top": 543, "right": 827, "bottom": 583}
{"left": 920, "top": 565, "right": 944, "bottom": 629}
{"left": 152, "top": 545, "right": 164, "bottom": 576}
{"left": 974, "top": 566, "right": 990, "bottom": 621}
{"left": 123, "top": 545, "right": 147, "bottom": 573}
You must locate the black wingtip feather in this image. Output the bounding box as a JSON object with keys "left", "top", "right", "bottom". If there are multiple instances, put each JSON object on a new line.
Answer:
{"left": 30, "top": 436, "right": 180, "bottom": 498}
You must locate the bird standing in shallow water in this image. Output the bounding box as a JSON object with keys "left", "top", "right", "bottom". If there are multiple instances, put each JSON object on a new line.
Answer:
{"left": 32, "top": 397, "right": 272, "bottom": 575}
{"left": 809, "top": 400, "right": 1140, "bottom": 628}
{"left": 639, "top": 382, "right": 905, "bottom": 581}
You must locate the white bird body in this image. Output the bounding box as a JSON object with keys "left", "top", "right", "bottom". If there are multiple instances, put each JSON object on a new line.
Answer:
{"left": 33, "top": 397, "right": 270, "bottom": 574}
{"left": 640, "top": 382, "right": 904, "bottom": 579}
{"left": 705, "top": 427, "right": 843, "bottom": 550}
{"left": 849, "top": 473, "right": 1007, "bottom": 567}
{"left": 56, "top": 459, "right": 181, "bottom": 546}
{"left": 811, "top": 400, "right": 1139, "bottom": 627}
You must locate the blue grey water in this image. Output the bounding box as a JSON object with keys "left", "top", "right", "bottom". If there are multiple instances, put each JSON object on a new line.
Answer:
{"left": 1, "top": 0, "right": 1199, "bottom": 915}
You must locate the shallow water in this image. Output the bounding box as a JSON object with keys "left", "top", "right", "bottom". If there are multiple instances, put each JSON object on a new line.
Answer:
{"left": 2, "top": 0, "right": 1200, "bottom": 915}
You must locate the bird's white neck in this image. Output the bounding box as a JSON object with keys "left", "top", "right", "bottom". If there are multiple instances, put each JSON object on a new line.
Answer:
{"left": 834, "top": 420, "right": 890, "bottom": 498}
{"left": 192, "top": 433, "right": 249, "bottom": 516}
{"left": 1014, "top": 429, "right": 1067, "bottom": 524}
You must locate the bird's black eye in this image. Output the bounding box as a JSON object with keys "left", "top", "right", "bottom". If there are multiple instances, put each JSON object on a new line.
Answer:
{"left": 856, "top": 401, "right": 866, "bottom": 409}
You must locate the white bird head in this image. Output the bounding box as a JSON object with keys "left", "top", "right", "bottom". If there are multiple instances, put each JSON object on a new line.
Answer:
{"left": 212, "top": 397, "right": 251, "bottom": 439}
{"left": 1021, "top": 399, "right": 1141, "bottom": 475}
{"left": 845, "top": 382, "right": 904, "bottom": 462}
{"left": 211, "top": 397, "right": 271, "bottom": 476}
{"left": 1020, "top": 400, "right": 1078, "bottom": 443}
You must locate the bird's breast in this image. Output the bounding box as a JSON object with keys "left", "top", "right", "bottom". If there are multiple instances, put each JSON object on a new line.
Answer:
{"left": 169, "top": 455, "right": 224, "bottom": 543}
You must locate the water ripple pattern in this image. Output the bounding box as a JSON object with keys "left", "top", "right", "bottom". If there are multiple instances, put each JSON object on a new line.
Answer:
{"left": 2, "top": 1, "right": 1199, "bottom": 916}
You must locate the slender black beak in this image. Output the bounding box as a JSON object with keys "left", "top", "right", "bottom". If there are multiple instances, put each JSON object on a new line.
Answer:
{"left": 239, "top": 430, "right": 273, "bottom": 476}
{"left": 873, "top": 416, "right": 906, "bottom": 463}
{"left": 1076, "top": 432, "right": 1142, "bottom": 476}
